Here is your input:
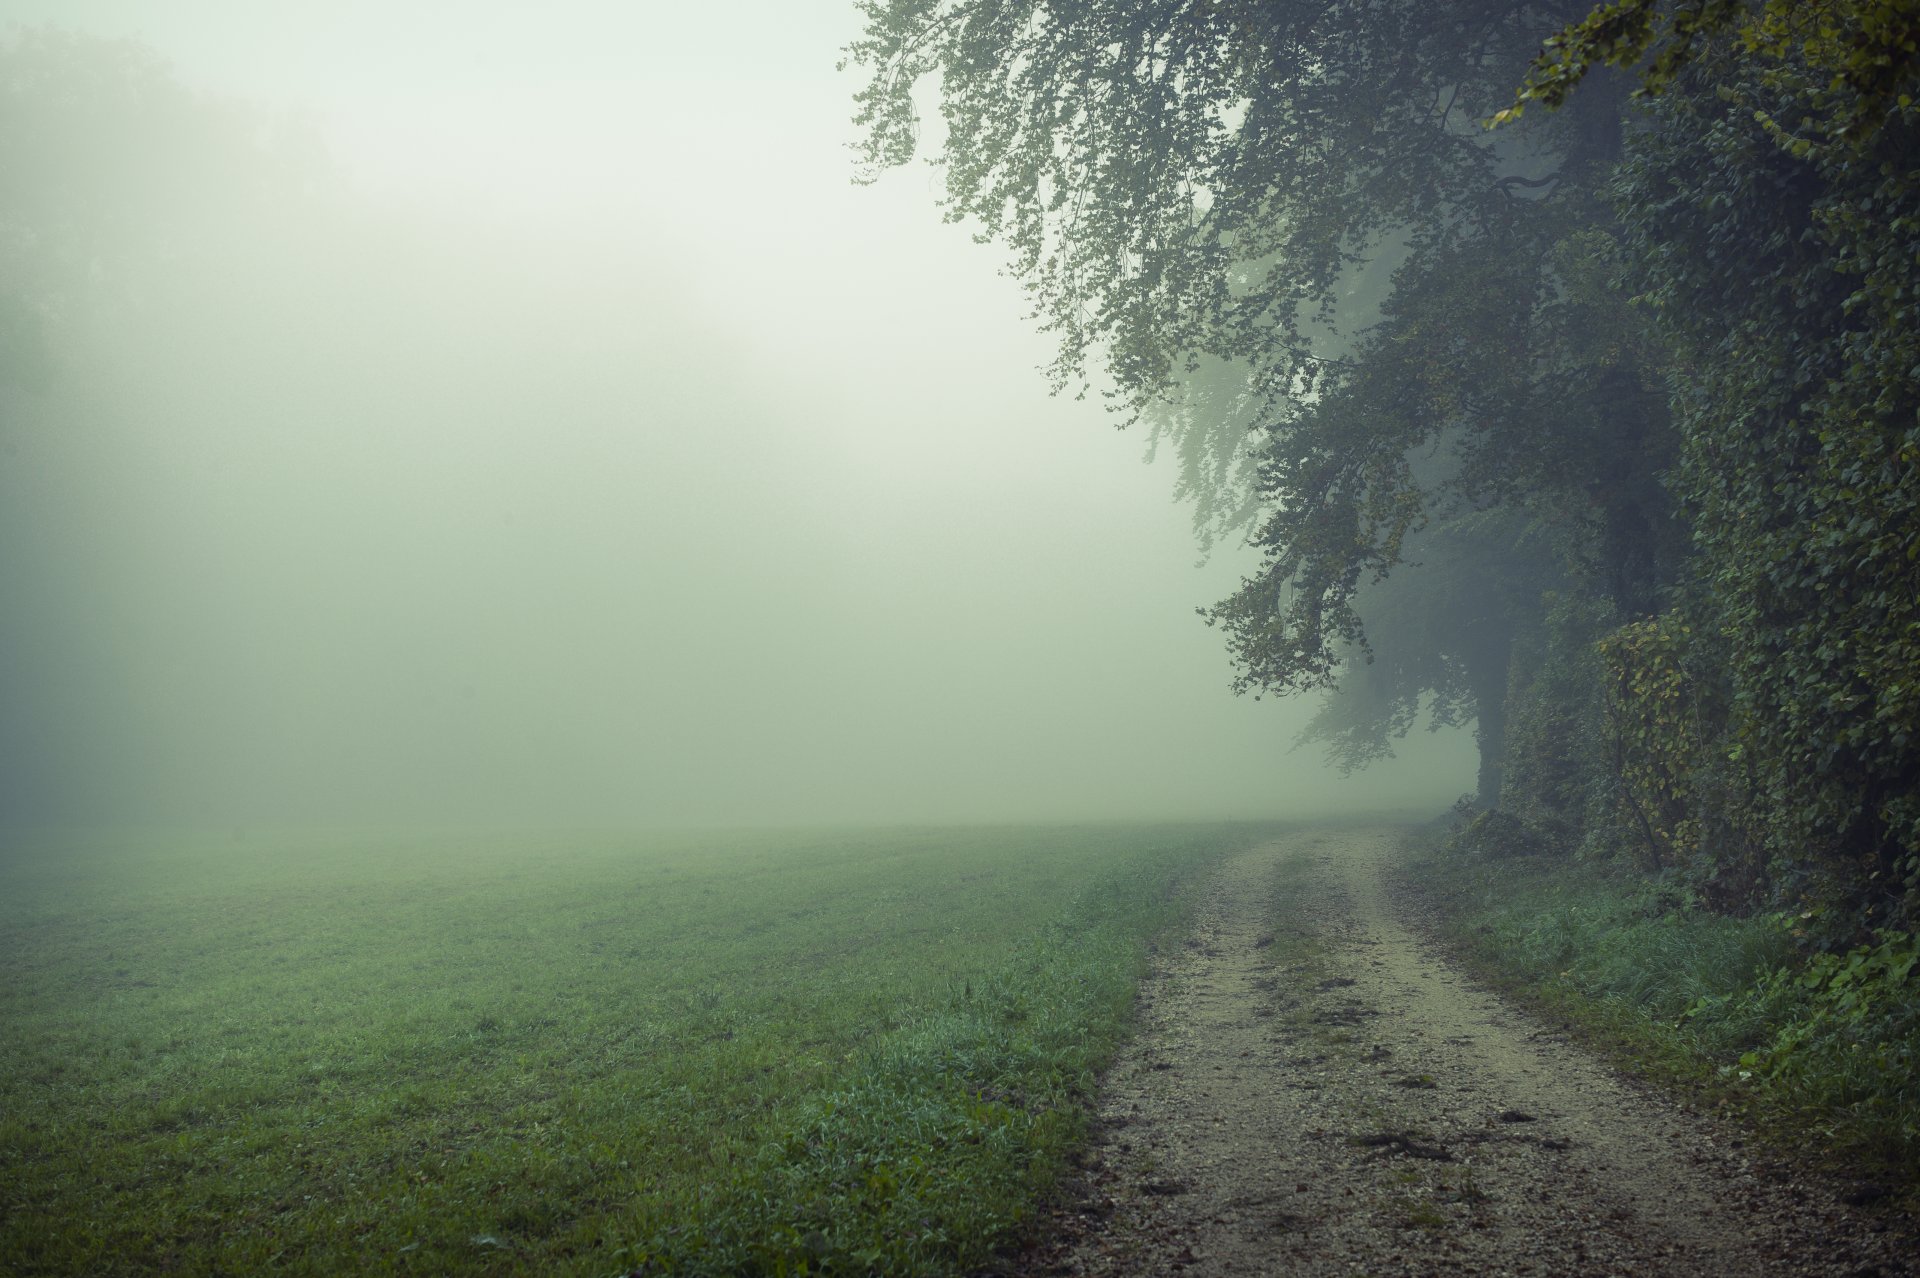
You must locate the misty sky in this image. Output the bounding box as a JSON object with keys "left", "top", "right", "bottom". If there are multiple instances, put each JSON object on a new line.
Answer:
{"left": 0, "top": 0, "right": 1473, "bottom": 829}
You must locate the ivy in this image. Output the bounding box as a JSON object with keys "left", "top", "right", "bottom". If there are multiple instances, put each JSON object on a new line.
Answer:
{"left": 1609, "top": 28, "right": 1920, "bottom": 935}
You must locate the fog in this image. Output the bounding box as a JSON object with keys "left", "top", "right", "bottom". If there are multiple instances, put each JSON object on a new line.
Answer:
{"left": 0, "top": 1, "right": 1473, "bottom": 832}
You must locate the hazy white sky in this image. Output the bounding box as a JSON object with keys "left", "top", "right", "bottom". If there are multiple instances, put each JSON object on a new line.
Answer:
{"left": 0, "top": 1, "right": 1473, "bottom": 828}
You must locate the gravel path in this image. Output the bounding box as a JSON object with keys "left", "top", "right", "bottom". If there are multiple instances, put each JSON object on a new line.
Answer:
{"left": 1017, "top": 826, "right": 1916, "bottom": 1277}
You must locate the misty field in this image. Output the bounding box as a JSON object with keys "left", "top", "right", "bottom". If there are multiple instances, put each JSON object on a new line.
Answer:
{"left": 0, "top": 823, "right": 1272, "bottom": 1276}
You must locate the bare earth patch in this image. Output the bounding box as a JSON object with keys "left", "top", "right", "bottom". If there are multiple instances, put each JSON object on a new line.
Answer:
{"left": 1017, "top": 827, "right": 1918, "bottom": 1277}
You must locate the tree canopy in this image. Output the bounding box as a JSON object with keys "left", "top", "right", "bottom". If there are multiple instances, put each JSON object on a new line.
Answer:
{"left": 848, "top": 0, "right": 1674, "bottom": 800}
{"left": 1501, "top": 0, "right": 1920, "bottom": 137}
{"left": 851, "top": 0, "right": 1920, "bottom": 932}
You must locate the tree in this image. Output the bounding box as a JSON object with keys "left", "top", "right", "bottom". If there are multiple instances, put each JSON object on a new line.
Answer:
{"left": 0, "top": 30, "right": 337, "bottom": 830}
{"left": 1297, "top": 507, "right": 1564, "bottom": 809}
{"left": 0, "top": 27, "right": 331, "bottom": 391}
{"left": 848, "top": 0, "right": 1676, "bottom": 799}
{"left": 850, "top": 0, "right": 1920, "bottom": 937}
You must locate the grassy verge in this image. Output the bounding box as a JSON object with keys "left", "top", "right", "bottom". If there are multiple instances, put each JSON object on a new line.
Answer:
{"left": 1396, "top": 829, "right": 1920, "bottom": 1190}
{"left": 1, "top": 822, "right": 1270, "bottom": 1276}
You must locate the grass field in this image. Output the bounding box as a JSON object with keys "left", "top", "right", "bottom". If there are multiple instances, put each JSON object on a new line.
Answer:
{"left": 0, "top": 822, "right": 1274, "bottom": 1276}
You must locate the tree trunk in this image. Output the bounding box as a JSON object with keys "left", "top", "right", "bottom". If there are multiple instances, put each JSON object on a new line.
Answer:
{"left": 1469, "top": 637, "right": 1512, "bottom": 811}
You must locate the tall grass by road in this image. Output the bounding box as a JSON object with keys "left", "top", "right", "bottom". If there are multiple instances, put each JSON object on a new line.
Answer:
{"left": 1, "top": 822, "right": 1271, "bottom": 1275}
{"left": 1402, "top": 834, "right": 1920, "bottom": 1182}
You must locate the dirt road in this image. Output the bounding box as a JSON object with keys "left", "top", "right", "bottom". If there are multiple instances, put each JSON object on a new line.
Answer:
{"left": 1019, "top": 827, "right": 1914, "bottom": 1277}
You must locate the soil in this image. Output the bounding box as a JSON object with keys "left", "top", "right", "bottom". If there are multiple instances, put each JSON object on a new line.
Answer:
{"left": 1013, "top": 827, "right": 1918, "bottom": 1277}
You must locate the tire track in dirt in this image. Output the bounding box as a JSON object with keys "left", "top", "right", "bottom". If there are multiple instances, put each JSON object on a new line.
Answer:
{"left": 1018, "top": 826, "right": 1915, "bottom": 1277}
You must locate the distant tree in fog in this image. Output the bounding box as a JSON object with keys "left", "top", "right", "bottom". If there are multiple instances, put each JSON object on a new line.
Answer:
{"left": 0, "top": 27, "right": 332, "bottom": 390}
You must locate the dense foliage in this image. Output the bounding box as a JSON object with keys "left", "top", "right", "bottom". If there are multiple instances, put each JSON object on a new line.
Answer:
{"left": 849, "top": 0, "right": 1678, "bottom": 808}
{"left": 1501, "top": 0, "right": 1920, "bottom": 138}
{"left": 848, "top": 0, "right": 1920, "bottom": 940}
{"left": 1608, "top": 30, "right": 1920, "bottom": 933}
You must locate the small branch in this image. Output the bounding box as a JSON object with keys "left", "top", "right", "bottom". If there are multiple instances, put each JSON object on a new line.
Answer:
{"left": 1351, "top": 1131, "right": 1455, "bottom": 1161}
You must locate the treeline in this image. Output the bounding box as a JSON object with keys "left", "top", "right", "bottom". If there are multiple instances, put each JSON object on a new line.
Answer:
{"left": 846, "top": 0, "right": 1919, "bottom": 945}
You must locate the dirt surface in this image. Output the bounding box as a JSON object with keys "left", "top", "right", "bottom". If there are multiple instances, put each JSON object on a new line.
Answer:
{"left": 1017, "top": 827, "right": 1917, "bottom": 1277}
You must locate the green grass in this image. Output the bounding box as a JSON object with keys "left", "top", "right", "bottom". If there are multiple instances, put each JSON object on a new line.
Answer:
{"left": 1408, "top": 847, "right": 1791, "bottom": 1040}
{"left": 0, "top": 822, "right": 1273, "bottom": 1276}
{"left": 1400, "top": 832, "right": 1920, "bottom": 1186}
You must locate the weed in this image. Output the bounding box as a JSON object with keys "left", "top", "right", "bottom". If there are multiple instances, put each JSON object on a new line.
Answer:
{"left": 1388, "top": 1193, "right": 1449, "bottom": 1231}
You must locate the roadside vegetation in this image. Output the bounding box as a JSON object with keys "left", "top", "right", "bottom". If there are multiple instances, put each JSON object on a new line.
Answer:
{"left": 0, "top": 822, "right": 1269, "bottom": 1276}
{"left": 849, "top": 0, "right": 1920, "bottom": 1182}
{"left": 1402, "top": 823, "right": 1920, "bottom": 1190}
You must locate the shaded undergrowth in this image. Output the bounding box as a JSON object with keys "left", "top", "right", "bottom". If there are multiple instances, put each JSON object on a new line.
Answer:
{"left": 1399, "top": 829, "right": 1920, "bottom": 1191}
